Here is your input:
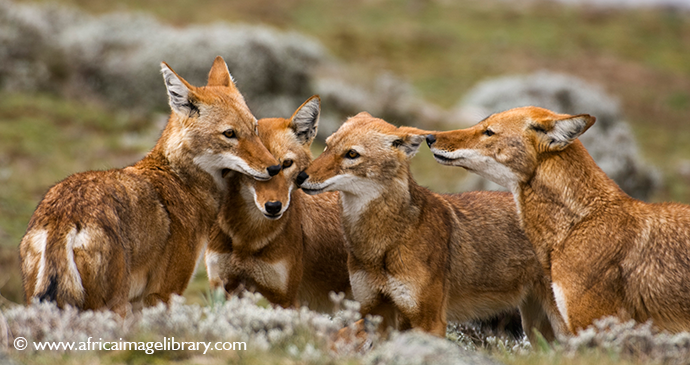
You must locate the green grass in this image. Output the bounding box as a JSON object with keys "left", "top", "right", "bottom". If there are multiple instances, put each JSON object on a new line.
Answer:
{"left": 0, "top": 92, "right": 156, "bottom": 303}
{"left": 0, "top": 92, "right": 152, "bottom": 244}
{"left": 499, "top": 351, "right": 641, "bottom": 365}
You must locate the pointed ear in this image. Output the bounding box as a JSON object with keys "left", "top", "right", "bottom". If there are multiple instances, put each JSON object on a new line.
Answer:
{"left": 289, "top": 95, "right": 320, "bottom": 145}
{"left": 392, "top": 128, "right": 427, "bottom": 159}
{"left": 207, "top": 56, "right": 235, "bottom": 88}
{"left": 532, "top": 114, "right": 596, "bottom": 152}
{"left": 161, "top": 62, "right": 199, "bottom": 117}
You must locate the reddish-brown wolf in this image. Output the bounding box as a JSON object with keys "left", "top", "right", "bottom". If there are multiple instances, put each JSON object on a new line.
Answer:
{"left": 205, "top": 96, "right": 351, "bottom": 313}
{"left": 20, "top": 57, "right": 279, "bottom": 316}
{"left": 428, "top": 106, "right": 690, "bottom": 333}
{"left": 299, "top": 113, "right": 566, "bottom": 342}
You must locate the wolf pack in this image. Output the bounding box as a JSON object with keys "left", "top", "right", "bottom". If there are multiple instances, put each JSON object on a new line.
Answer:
{"left": 19, "top": 57, "right": 690, "bottom": 345}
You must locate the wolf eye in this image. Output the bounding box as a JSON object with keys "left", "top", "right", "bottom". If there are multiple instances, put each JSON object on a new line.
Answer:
{"left": 483, "top": 129, "right": 495, "bottom": 137}
{"left": 282, "top": 160, "right": 293, "bottom": 169}
{"left": 222, "top": 129, "right": 236, "bottom": 139}
{"left": 345, "top": 149, "right": 360, "bottom": 159}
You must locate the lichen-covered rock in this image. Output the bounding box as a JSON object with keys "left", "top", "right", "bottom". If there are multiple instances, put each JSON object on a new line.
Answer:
{"left": 0, "top": 0, "right": 446, "bottom": 139}
{"left": 456, "top": 71, "right": 661, "bottom": 200}
{"left": 0, "top": 0, "right": 323, "bottom": 117}
{"left": 314, "top": 71, "right": 446, "bottom": 137}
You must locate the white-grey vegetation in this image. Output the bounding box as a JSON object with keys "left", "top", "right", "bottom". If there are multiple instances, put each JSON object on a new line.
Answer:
{"left": 4, "top": 296, "right": 690, "bottom": 364}
{"left": 1, "top": 293, "right": 503, "bottom": 364}
{"left": 456, "top": 71, "right": 661, "bottom": 200}
{"left": 559, "top": 317, "right": 690, "bottom": 365}
{"left": 2, "top": 293, "right": 351, "bottom": 359}
{"left": 365, "top": 330, "right": 506, "bottom": 365}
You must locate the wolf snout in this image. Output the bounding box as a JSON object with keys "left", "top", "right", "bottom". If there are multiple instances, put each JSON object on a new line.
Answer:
{"left": 265, "top": 201, "right": 282, "bottom": 215}
{"left": 425, "top": 134, "right": 436, "bottom": 147}
{"left": 295, "top": 171, "right": 309, "bottom": 186}
{"left": 267, "top": 164, "right": 282, "bottom": 177}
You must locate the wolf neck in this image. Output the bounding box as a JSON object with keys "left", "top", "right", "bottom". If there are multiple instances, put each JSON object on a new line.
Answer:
{"left": 150, "top": 115, "right": 223, "bottom": 199}
{"left": 516, "top": 140, "right": 626, "bottom": 269}
{"left": 134, "top": 115, "right": 223, "bottom": 217}
{"left": 340, "top": 169, "right": 420, "bottom": 262}
{"left": 219, "top": 177, "right": 290, "bottom": 253}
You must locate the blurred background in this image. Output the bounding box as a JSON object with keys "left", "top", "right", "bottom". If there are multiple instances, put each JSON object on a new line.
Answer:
{"left": 0, "top": 0, "right": 688, "bottom": 306}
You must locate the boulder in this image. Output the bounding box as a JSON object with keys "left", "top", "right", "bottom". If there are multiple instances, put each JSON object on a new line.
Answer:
{"left": 455, "top": 71, "right": 661, "bottom": 200}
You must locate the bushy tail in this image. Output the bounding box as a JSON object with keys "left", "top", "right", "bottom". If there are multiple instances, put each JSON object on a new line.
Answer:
{"left": 33, "top": 227, "right": 85, "bottom": 308}
{"left": 36, "top": 274, "right": 59, "bottom": 303}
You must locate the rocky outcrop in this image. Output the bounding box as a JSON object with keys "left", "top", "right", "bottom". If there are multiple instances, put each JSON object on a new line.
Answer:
{"left": 455, "top": 71, "right": 661, "bottom": 200}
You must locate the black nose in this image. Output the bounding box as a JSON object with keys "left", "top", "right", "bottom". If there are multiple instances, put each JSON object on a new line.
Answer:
{"left": 426, "top": 134, "right": 436, "bottom": 147}
{"left": 265, "top": 201, "right": 282, "bottom": 215}
{"left": 267, "top": 164, "right": 281, "bottom": 177}
{"left": 295, "top": 171, "right": 309, "bottom": 186}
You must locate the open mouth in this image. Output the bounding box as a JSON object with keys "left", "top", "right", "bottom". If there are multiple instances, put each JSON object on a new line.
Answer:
{"left": 253, "top": 174, "right": 271, "bottom": 182}
{"left": 433, "top": 154, "right": 460, "bottom": 164}
{"left": 299, "top": 180, "right": 331, "bottom": 195}
{"left": 246, "top": 168, "right": 271, "bottom": 181}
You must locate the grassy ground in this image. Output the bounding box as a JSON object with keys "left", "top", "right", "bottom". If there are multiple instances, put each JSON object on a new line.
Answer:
{"left": 500, "top": 352, "right": 641, "bottom": 365}
{"left": 0, "top": 92, "right": 158, "bottom": 304}
{"left": 2, "top": 1, "right": 690, "bottom": 363}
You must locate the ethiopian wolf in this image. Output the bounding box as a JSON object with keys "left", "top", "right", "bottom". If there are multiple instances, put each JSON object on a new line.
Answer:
{"left": 205, "top": 96, "right": 351, "bottom": 313}
{"left": 298, "top": 113, "right": 565, "bottom": 341}
{"left": 20, "top": 57, "right": 279, "bottom": 315}
{"left": 428, "top": 106, "right": 690, "bottom": 333}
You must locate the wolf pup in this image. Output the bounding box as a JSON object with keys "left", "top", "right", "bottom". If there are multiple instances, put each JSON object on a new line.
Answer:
{"left": 428, "top": 106, "right": 690, "bottom": 333}
{"left": 298, "top": 113, "right": 565, "bottom": 341}
{"left": 205, "top": 96, "right": 351, "bottom": 313}
{"left": 20, "top": 57, "right": 279, "bottom": 316}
